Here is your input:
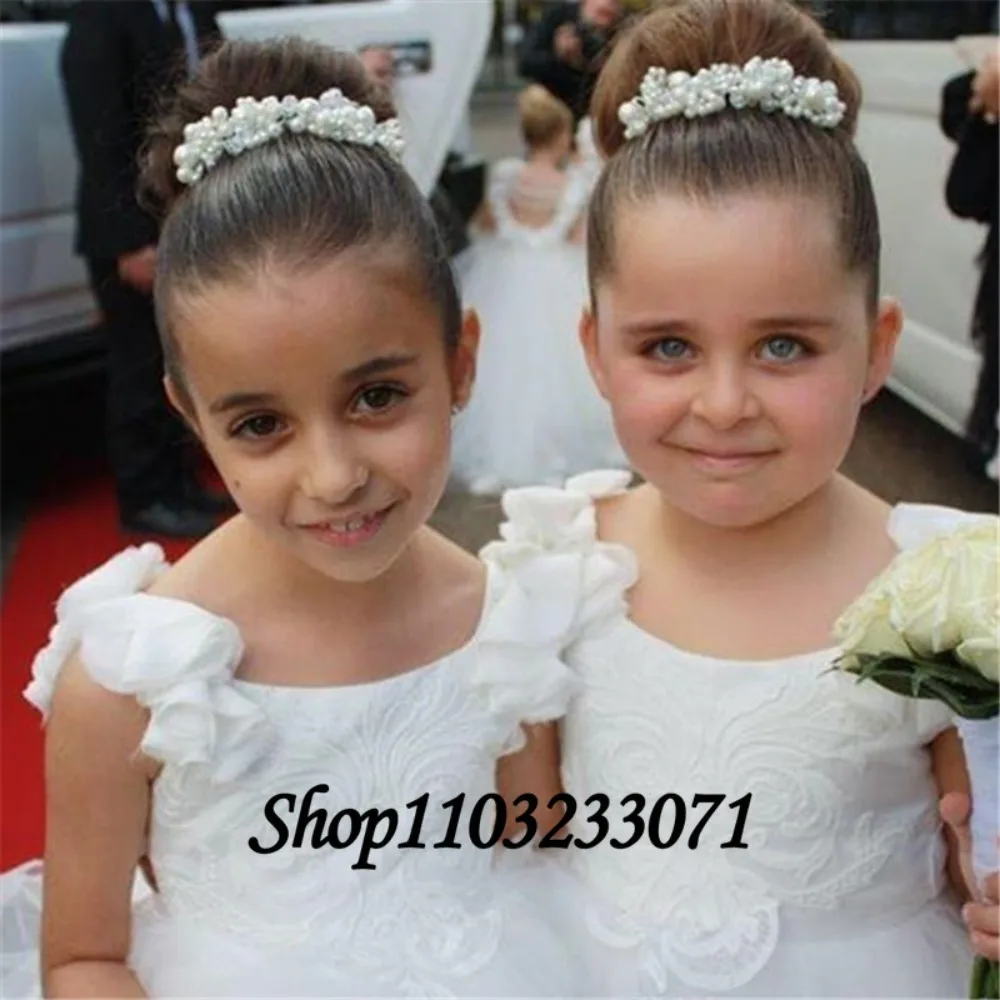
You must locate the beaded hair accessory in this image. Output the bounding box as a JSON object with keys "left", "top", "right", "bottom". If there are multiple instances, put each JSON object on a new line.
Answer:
{"left": 173, "top": 88, "right": 405, "bottom": 185}
{"left": 618, "top": 57, "right": 846, "bottom": 140}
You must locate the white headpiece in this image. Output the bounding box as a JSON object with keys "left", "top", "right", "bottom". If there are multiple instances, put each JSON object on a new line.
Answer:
{"left": 618, "top": 57, "right": 846, "bottom": 140}
{"left": 173, "top": 88, "right": 405, "bottom": 186}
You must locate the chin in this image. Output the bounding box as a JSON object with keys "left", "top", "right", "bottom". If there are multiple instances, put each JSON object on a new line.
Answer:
{"left": 662, "top": 481, "right": 782, "bottom": 530}
{"left": 303, "top": 542, "right": 408, "bottom": 585}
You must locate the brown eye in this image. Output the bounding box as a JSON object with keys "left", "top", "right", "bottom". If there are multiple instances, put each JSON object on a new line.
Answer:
{"left": 232, "top": 414, "right": 283, "bottom": 439}
{"left": 353, "top": 384, "right": 407, "bottom": 415}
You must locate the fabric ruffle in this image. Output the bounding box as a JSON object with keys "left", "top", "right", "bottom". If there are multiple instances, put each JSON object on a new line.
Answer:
{"left": 23, "top": 544, "right": 264, "bottom": 783}
{"left": 481, "top": 470, "right": 638, "bottom": 647}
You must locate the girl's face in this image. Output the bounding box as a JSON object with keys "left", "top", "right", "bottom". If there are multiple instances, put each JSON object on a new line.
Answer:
{"left": 168, "top": 249, "right": 478, "bottom": 583}
{"left": 583, "top": 192, "right": 902, "bottom": 529}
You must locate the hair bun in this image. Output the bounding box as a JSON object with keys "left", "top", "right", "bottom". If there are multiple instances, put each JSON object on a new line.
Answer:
{"left": 140, "top": 37, "right": 396, "bottom": 217}
{"left": 590, "top": 0, "right": 861, "bottom": 158}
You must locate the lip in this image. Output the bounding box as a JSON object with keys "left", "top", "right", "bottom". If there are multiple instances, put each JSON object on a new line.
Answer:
{"left": 301, "top": 503, "right": 397, "bottom": 549}
{"left": 679, "top": 447, "right": 777, "bottom": 473}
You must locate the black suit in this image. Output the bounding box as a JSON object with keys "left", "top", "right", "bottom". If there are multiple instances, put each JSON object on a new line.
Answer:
{"left": 60, "top": 1, "right": 222, "bottom": 517}
{"left": 941, "top": 71, "right": 999, "bottom": 471}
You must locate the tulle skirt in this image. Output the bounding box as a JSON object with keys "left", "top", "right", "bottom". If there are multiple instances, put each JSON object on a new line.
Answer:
{"left": 628, "top": 894, "right": 972, "bottom": 998}
{"left": 0, "top": 853, "right": 640, "bottom": 998}
{"left": 450, "top": 234, "right": 628, "bottom": 495}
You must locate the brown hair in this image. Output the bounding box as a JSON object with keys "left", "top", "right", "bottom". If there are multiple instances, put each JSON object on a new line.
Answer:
{"left": 140, "top": 37, "right": 461, "bottom": 401}
{"left": 586, "top": 0, "right": 879, "bottom": 312}
{"left": 518, "top": 84, "right": 574, "bottom": 149}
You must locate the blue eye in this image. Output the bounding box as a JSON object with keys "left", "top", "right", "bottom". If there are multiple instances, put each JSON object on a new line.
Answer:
{"left": 353, "top": 383, "right": 407, "bottom": 415}
{"left": 648, "top": 338, "right": 692, "bottom": 361}
{"left": 760, "top": 336, "right": 808, "bottom": 362}
{"left": 232, "top": 413, "right": 284, "bottom": 439}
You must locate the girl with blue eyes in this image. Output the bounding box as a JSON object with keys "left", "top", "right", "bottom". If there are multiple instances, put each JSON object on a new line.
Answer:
{"left": 481, "top": 0, "right": 999, "bottom": 994}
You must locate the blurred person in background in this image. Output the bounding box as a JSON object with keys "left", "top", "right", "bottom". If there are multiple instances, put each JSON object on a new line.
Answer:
{"left": 60, "top": 0, "right": 233, "bottom": 537}
{"left": 517, "top": 0, "right": 623, "bottom": 122}
{"left": 449, "top": 84, "right": 626, "bottom": 494}
{"left": 941, "top": 43, "right": 999, "bottom": 482}
{"left": 357, "top": 42, "right": 480, "bottom": 257}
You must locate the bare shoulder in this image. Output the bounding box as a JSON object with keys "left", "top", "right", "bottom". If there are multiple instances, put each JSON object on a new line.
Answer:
{"left": 144, "top": 516, "right": 249, "bottom": 614}
{"left": 594, "top": 480, "right": 650, "bottom": 546}
{"left": 836, "top": 474, "right": 897, "bottom": 547}
{"left": 422, "top": 526, "right": 485, "bottom": 594}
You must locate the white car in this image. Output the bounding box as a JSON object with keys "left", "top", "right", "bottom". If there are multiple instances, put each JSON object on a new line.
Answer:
{"left": 0, "top": 0, "right": 492, "bottom": 373}
{"left": 826, "top": 0, "right": 996, "bottom": 439}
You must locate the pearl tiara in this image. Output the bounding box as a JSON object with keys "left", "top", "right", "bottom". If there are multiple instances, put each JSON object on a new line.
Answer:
{"left": 618, "top": 57, "right": 846, "bottom": 140}
{"left": 173, "top": 88, "right": 405, "bottom": 186}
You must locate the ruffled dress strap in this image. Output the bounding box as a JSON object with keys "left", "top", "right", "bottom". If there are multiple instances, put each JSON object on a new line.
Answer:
{"left": 479, "top": 471, "right": 638, "bottom": 672}
{"left": 24, "top": 543, "right": 264, "bottom": 783}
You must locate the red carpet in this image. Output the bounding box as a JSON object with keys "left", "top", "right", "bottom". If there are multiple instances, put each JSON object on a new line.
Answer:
{"left": 1, "top": 462, "right": 195, "bottom": 870}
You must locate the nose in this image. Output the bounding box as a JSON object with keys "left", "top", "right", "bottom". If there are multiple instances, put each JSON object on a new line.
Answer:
{"left": 689, "top": 362, "right": 760, "bottom": 430}
{"left": 299, "top": 426, "right": 368, "bottom": 506}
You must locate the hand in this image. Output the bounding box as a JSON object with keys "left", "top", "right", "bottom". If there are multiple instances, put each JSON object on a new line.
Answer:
{"left": 970, "top": 50, "right": 999, "bottom": 120}
{"left": 360, "top": 46, "right": 394, "bottom": 87}
{"left": 554, "top": 23, "right": 584, "bottom": 68}
{"left": 941, "top": 792, "right": 1000, "bottom": 961}
{"left": 117, "top": 246, "right": 157, "bottom": 293}
{"left": 966, "top": 871, "right": 1000, "bottom": 961}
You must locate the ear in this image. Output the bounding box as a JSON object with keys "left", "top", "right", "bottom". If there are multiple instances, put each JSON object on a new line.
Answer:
{"left": 164, "top": 374, "right": 202, "bottom": 440}
{"left": 862, "top": 296, "right": 904, "bottom": 403}
{"left": 449, "top": 309, "right": 481, "bottom": 411}
{"left": 579, "top": 306, "right": 609, "bottom": 400}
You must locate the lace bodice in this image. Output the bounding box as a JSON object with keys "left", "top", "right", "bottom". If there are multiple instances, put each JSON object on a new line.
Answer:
{"left": 481, "top": 471, "right": 983, "bottom": 993}
{"left": 23, "top": 544, "right": 579, "bottom": 990}
{"left": 487, "top": 157, "right": 592, "bottom": 247}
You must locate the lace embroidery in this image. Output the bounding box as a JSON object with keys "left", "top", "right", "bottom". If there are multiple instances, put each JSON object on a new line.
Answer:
{"left": 488, "top": 473, "right": 958, "bottom": 993}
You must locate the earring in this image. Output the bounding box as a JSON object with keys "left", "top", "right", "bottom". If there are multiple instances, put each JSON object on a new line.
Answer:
{"left": 451, "top": 403, "right": 464, "bottom": 416}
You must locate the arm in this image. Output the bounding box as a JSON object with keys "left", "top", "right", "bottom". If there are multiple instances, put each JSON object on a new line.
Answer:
{"left": 931, "top": 728, "right": 974, "bottom": 899}
{"left": 41, "top": 654, "right": 155, "bottom": 998}
{"left": 496, "top": 722, "right": 566, "bottom": 844}
{"left": 59, "top": 3, "right": 158, "bottom": 260}
{"left": 470, "top": 199, "right": 497, "bottom": 234}
{"left": 566, "top": 211, "right": 587, "bottom": 245}
{"left": 941, "top": 72, "right": 975, "bottom": 142}
{"left": 944, "top": 117, "right": 999, "bottom": 224}
{"left": 941, "top": 63, "right": 999, "bottom": 224}
{"left": 933, "top": 729, "right": 999, "bottom": 962}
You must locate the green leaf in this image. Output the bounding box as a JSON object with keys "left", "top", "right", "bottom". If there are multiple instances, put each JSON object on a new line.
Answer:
{"left": 836, "top": 652, "right": 999, "bottom": 719}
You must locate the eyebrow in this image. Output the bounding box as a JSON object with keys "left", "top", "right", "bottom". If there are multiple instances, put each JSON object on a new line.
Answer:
{"left": 206, "top": 353, "right": 421, "bottom": 415}
{"left": 341, "top": 352, "right": 420, "bottom": 383}
{"left": 209, "top": 391, "right": 277, "bottom": 415}
{"left": 621, "top": 316, "right": 835, "bottom": 337}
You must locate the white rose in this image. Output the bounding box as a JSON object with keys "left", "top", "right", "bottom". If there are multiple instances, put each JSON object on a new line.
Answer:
{"left": 834, "top": 576, "right": 911, "bottom": 660}
{"left": 887, "top": 520, "right": 999, "bottom": 679}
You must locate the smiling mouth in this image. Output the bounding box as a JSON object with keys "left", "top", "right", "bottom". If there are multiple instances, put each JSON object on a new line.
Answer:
{"left": 686, "top": 449, "right": 774, "bottom": 459}
{"left": 680, "top": 447, "right": 778, "bottom": 470}
{"left": 302, "top": 503, "right": 397, "bottom": 547}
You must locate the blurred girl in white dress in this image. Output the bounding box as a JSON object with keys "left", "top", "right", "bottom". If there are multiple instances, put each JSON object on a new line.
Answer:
{"left": 451, "top": 85, "right": 627, "bottom": 495}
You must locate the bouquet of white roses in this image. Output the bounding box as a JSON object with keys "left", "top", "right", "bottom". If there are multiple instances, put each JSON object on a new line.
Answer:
{"left": 833, "top": 517, "right": 999, "bottom": 1000}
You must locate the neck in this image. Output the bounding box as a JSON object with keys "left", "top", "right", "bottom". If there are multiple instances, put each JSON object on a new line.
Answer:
{"left": 528, "top": 143, "right": 565, "bottom": 167}
{"left": 244, "top": 515, "right": 429, "bottom": 615}
{"left": 651, "top": 476, "right": 850, "bottom": 576}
